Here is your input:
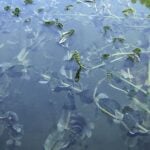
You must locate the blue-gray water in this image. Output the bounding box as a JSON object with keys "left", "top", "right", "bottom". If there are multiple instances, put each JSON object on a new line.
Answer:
{"left": 0, "top": 0, "right": 150, "bottom": 150}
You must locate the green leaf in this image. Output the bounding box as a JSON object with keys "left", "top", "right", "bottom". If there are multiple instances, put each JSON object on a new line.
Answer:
{"left": 101, "top": 54, "right": 110, "bottom": 60}
{"left": 113, "top": 37, "right": 125, "bottom": 43}
{"left": 4, "top": 6, "right": 11, "bottom": 11}
{"left": 44, "top": 20, "right": 55, "bottom": 25}
{"left": 55, "top": 19, "right": 63, "bottom": 29}
{"left": 122, "top": 7, "right": 135, "bottom": 16}
{"left": 12, "top": 8, "right": 21, "bottom": 17}
{"left": 132, "top": 48, "right": 141, "bottom": 56}
{"left": 126, "top": 48, "right": 141, "bottom": 63}
{"left": 131, "top": 0, "right": 137, "bottom": 3}
{"left": 24, "top": 0, "right": 33, "bottom": 4}
{"left": 71, "top": 50, "right": 82, "bottom": 67}
{"left": 147, "top": 14, "right": 150, "bottom": 18}
{"left": 70, "top": 50, "right": 85, "bottom": 82}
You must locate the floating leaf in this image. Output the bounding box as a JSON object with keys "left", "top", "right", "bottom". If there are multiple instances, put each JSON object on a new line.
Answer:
{"left": 4, "top": 6, "right": 11, "bottom": 11}
{"left": 59, "top": 29, "right": 75, "bottom": 44}
{"left": 70, "top": 51, "right": 85, "bottom": 82}
{"left": 43, "top": 20, "right": 55, "bottom": 26}
{"left": 12, "top": 8, "right": 21, "bottom": 17}
{"left": 122, "top": 8, "right": 135, "bottom": 16}
{"left": 55, "top": 19, "right": 63, "bottom": 29}
{"left": 24, "top": 0, "right": 33, "bottom": 4}
{"left": 131, "top": 0, "right": 137, "bottom": 3}
{"left": 101, "top": 53, "right": 110, "bottom": 60}
{"left": 71, "top": 50, "right": 82, "bottom": 67}
{"left": 126, "top": 48, "right": 141, "bottom": 63}
{"left": 132, "top": 47, "right": 141, "bottom": 56}
{"left": 113, "top": 37, "right": 125, "bottom": 43}
{"left": 44, "top": 19, "right": 63, "bottom": 29}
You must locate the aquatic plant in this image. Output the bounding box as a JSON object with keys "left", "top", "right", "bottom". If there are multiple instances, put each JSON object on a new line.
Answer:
{"left": 4, "top": 6, "right": 11, "bottom": 11}
{"left": 131, "top": 0, "right": 150, "bottom": 8}
{"left": 1, "top": 0, "right": 150, "bottom": 150}
{"left": 12, "top": 7, "right": 21, "bottom": 16}
{"left": 122, "top": 7, "right": 135, "bottom": 16}
{"left": 24, "top": 0, "right": 33, "bottom": 4}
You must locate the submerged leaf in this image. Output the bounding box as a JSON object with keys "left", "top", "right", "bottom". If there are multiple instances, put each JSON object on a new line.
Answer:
{"left": 37, "top": 8, "right": 44, "bottom": 13}
{"left": 17, "top": 48, "right": 29, "bottom": 65}
{"left": 77, "top": 89, "right": 93, "bottom": 104}
{"left": 44, "top": 131, "right": 67, "bottom": 150}
{"left": 103, "top": 26, "right": 111, "bottom": 34}
{"left": 98, "top": 98, "right": 121, "bottom": 115}
{"left": 65, "top": 5, "right": 73, "bottom": 11}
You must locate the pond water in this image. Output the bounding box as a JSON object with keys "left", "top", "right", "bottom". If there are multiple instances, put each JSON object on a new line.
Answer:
{"left": 0, "top": 0, "right": 150, "bottom": 150}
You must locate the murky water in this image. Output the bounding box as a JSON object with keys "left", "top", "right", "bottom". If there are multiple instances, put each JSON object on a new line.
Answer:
{"left": 0, "top": 0, "right": 150, "bottom": 150}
